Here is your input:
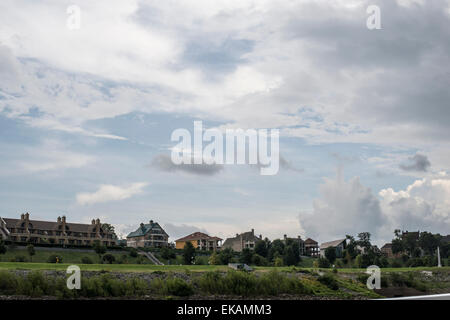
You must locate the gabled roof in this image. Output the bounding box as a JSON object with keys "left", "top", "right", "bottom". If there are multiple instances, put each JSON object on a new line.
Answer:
{"left": 320, "top": 239, "right": 346, "bottom": 250}
{"left": 304, "top": 238, "right": 318, "bottom": 245}
{"left": 175, "top": 232, "right": 222, "bottom": 242}
{"left": 127, "top": 221, "right": 167, "bottom": 238}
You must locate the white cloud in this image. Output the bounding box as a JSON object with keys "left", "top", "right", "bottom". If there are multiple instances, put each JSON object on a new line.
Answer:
{"left": 76, "top": 182, "right": 148, "bottom": 206}
{"left": 299, "top": 170, "right": 450, "bottom": 246}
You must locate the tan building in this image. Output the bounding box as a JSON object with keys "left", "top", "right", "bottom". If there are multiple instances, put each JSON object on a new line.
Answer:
{"left": 126, "top": 220, "right": 169, "bottom": 248}
{"left": 0, "top": 213, "right": 116, "bottom": 246}
{"left": 175, "top": 232, "right": 222, "bottom": 251}
{"left": 222, "top": 229, "right": 262, "bottom": 252}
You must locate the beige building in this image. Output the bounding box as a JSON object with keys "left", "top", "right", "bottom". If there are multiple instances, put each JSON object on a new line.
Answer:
{"left": 222, "top": 229, "right": 262, "bottom": 252}
{"left": 0, "top": 213, "right": 116, "bottom": 246}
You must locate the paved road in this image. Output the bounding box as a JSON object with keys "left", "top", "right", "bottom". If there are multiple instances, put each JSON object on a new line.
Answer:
{"left": 378, "top": 293, "right": 450, "bottom": 300}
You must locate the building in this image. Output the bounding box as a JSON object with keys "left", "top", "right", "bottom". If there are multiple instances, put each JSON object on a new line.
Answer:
{"left": 320, "top": 239, "right": 346, "bottom": 258}
{"left": 126, "top": 220, "right": 169, "bottom": 248}
{"left": 222, "top": 229, "right": 262, "bottom": 252}
{"left": 175, "top": 232, "right": 222, "bottom": 251}
{"left": 0, "top": 213, "right": 116, "bottom": 246}
{"left": 380, "top": 243, "right": 401, "bottom": 258}
{"left": 282, "top": 235, "right": 306, "bottom": 256}
{"left": 304, "top": 238, "right": 320, "bottom": 257}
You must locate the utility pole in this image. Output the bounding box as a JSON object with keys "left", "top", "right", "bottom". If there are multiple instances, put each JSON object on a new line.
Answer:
{"left": 437, "top": 246, "right": 442, "bottom": 268}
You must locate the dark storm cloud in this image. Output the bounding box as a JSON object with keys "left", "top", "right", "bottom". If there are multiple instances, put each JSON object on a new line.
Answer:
{"left": 400, "top": 153, "right": 431, "bottom": 172}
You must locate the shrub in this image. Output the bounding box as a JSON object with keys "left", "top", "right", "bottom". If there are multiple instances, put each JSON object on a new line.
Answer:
{"left": 318, "top": 257, "right": 331, "bottom": 268}
{"left": 81, "top": 256, "right": 93, "bottom": 264}
{"left": 317, "top": 274, "right": 339, "bottom": 290}
{"left": 252, "top": 254, "right": 268, "bottom": 266}
{"left": 274, "top": 257, "right": 284, "bottom": 267}
{"left": 165, "top": 278, "right": 194, "bottom": 297}
{"left": 12, "top": 255, "right": 27, "bottom": 262}
{"left": 102, "top": 253, "right": 116, "bottom": 264}
{"left": 129, "top": 248, "right": 138, "bottom": 258}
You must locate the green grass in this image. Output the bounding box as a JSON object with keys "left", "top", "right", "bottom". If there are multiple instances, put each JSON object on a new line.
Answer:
{"left": 1, "top": 260, "right": 448, "bottom": 274}
{"left": 0, "top": 262, "right": 228, "bottom": 272}
{"left": 0, "top": 248, "right": 145, "bottom": 264}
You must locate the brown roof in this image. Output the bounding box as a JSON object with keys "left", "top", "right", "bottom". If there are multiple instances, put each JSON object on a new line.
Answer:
{"left": 175, "top": 232, "right": 222, "bottom": 242}
{"left": 320, "top": 239, "right": 346, "bottom": 250}
{"left": 3, "top": 218, "right": 98, "bottom": 233}
{"left": 381, "top": 243, "right": 392, "bottom": 249}
{"left": 304, "top": 238, "right": 318, "bottom": 245}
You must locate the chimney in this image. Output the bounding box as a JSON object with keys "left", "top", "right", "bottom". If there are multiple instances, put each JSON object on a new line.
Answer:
{"left": 150, "top": 220, "right": 154, "bottom": 224}
{"left": 62, "top": 216, "right": 66, "bottom": 223}
{"left": 259, "top": 234, "right": 262, "bottom": 240}
{"left": 251, "top": 229, "right": 254, "bottom": 235}
{"left": 96, "top": 218, "right": 100, "bottom": 225}
{"left": 21, "top": 213, "right": 25, "bottom": 220}
{"left": 91, "top": 219, "right": 95, "bottom": 225}
{"left": 57, "top": 216, "right": 62, "bottom": 223}
{"left": 284, "top": 234, "right": 287, "bottom": 240}
{"left": 140, "top": 223, "right": 144, "bottom": 228}
{"left": 25, "top": 213, "right": 29, "bottom": 220}
{"left": 236, "top": 233, "right": 239, "bottom": 238}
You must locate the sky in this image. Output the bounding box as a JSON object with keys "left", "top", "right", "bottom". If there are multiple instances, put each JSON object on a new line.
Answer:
{"left": 1, "top": 0, "right": 450, "bottom": 246}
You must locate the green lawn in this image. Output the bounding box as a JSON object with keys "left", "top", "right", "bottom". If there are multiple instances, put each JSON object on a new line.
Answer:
{"left": 0, "top": 262, "right": 228, "bottom": 272}
{"left": 0, "top": 248, "right": 145, "bottom": 264}
{"left": 0, "top": 261, "right": 448, "bottom": 273}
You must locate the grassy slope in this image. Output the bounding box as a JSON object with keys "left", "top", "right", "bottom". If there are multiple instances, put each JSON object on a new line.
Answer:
{"left": 0, "top": 248, "right": 145, "bottom": 264}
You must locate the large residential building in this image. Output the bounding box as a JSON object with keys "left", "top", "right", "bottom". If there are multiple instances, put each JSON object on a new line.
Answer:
{"left": 320, "top": 239, "right": 346, "bottom": 258}
{"left": 126, "top": 220, "right": 169, "bottom": 248}
{"left": 222, "top": 229, "right": 262, "bottom": 252}
{"left": 175, "top": 232, "right": 222, "bottom": 251}
{"left": 282, "top": 235, "right": 306, "bottom": 256}
{"left": 0, "top": 213, "right": 116, "bottom": 246}
{"left": 304, "top": 238, "right": 320, "bottom": 257}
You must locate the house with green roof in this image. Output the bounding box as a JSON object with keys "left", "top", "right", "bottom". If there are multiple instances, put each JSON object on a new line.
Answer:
{"left": 126, "top": 220, "right": 169, "bottom": 248}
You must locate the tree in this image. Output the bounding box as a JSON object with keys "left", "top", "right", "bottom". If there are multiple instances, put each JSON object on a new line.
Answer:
{"left": 161, "top": 247, "right": 176, "bottom": 260}
{"left": 391, "top": 238, "right": 404, "bottom": 254}
{"left": 209, "top": 252, "right": 221, "bottom": 265}
{"left": 129, "top": 247, "right": 138, "bottom": 257}
{"left": 254, "top": 240, "right": 268, "bottom": 258}
{"left": 325, "top": 247, "right": 337, "bottom": 264}
{"left": 102, "top": 253, "right": 116, "bottom": 264}
{"left": 102, "top": 223, "right": 115, "bottom": 234}
{"left": 284, "top": 243, "right": 300, "bottom": 266}
{"left": 0, "top": 240, "right": 6, "bottom": 255}
{"left": 240, "top": 248, "right": 253, "bottom": 264}
{"left": 183, "top": 241, "right": 195, "bottom": 265}
{"left": 27, "top": 244, "right": 35, "bottom": 262}
{"left": 357, "top": 232, "right": 371, "bottom": 251}
{"left": 318, "top": 257, "right": 331, "bottom": 268}
{"left": 218, "top": 248, "right": 234, "bottom": 265}
{"left": 93, "top": 241, "right": 107, "bottom": 262}
{"left": 252, "top": 254, "right": 268, "bottom": 266}
{"left": 268, "top": 239, "right": 284, "bottom": 262}
{"left": 418, "top": 232, "right": 440, "bottom": 255}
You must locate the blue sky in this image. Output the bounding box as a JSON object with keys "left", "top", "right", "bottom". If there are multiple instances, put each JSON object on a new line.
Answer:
{"left": 1, "top": 0, "right": 450, "bottom": 246}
